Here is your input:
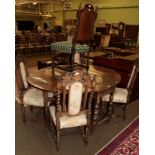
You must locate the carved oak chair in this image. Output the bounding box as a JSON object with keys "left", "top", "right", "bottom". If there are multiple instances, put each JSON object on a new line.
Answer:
{"left": 50, "top": 4, "right": 97, "bottom": 73}
{"left": 15, "top": 55, "right": 53, "bottom": 124}
{"left": 48, "top": 69, "right": 96, "bottom": 151}
{"left": 101, "top": 59, "right": 139, "bottom": 120}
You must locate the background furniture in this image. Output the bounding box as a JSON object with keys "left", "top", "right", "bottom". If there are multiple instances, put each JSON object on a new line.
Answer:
{"left": 92, "top": 22, "right": 139, "bottom": 50}
{"left": 15, "top": 33, "right": 67, "bottom": 56}
{"left": 49, "top": 69, "right": 96, "bottom": 151}
{"left": 93, "top": 54, "right": 139, "bottom": 102}
{"left": 123, "top": 25, "right": 139, "bottom": 48}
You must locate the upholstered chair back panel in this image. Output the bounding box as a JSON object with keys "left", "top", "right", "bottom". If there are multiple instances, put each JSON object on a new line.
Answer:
{"left": 68, "top": 82, "right": 83, "bottom": 115}
{"left": 20, "top": 62, "right": 28, "bottom": 89}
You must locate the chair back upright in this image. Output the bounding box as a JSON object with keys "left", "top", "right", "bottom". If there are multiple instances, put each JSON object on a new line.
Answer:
{"left": 126, "top": 58, "right": 139, "bottom": 102}
{"left": 15, "top": 55, "right": 28, "bottom": 103}
{"left": 15, "top": 57, "right": 25, "bottom": 103}
{"left": 56, "top": 69, "right": 96, "bottom": 119}
{"left": 127, "top": 59, "right": 139, "bottom": 90}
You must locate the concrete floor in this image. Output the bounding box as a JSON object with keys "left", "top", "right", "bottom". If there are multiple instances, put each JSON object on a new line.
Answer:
{"left": 15, "top": 54, "right": 139, "bottom": 155}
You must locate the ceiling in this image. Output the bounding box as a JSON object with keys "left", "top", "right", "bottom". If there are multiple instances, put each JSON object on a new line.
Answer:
{"left": 16, "top": 0, "right": 71, "bottom": 5}
{"left": 15, "top": 0, "right": 95, "bottom": 16}
{"left": 15, "top": 0, "right": 74, "bottom": 16}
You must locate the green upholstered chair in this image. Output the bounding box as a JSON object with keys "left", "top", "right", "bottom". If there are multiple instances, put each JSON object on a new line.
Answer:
{"left": 50, "top": 4, "right": 97, "bottom": 73}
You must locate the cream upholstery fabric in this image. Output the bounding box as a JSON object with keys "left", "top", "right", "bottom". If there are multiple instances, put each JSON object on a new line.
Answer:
{"left": 20, "top": 62, "right": 28, "bottom": 89}
{"left": 23, "top": 88, "right": 44, "bottom": 107}
{"left": 69, "top": 82, "right": 83, "bottom": 115}
{"left": 49, "top": 106, "right": 87, "bottom": 129}
{"left": 101, "top": 87, "right": 128, "bottom": 103}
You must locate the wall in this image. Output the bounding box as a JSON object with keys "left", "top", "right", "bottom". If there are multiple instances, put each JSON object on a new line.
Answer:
{"left": 63, "top": 0, "right": 139, "bottom": 25}
{"left": 16, "top": 3, "right": 63, "bottom": 29}
{"left": 41, "top": 3, "right": 63, "bottom": 26}
{"left": 15, "top": 0, "right": 139, "bottom": 28}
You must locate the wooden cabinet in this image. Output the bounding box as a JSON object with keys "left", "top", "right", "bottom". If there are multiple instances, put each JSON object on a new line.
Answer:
{"left": 125, "top": 25, "right": 139, "bottom": 40}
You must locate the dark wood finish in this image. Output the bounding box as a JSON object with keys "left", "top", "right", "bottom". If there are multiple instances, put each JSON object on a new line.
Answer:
{"left": 124, "top": 25, "right": 139, "bottom": 41}
{"left": 28, "top": 65, "right": 121, "bottom": 131}
{"left": 75, "top": 4, "right": 97, "bottom": 44}
{"left": 51, "top": 3, "right": 97, "bottom": 72}
{"left": 15, "top": 33, "right": 57, "bottom": 56}
{"left": 28, "top": 65, "right": 121, "bottom": 93}
{"left": 123, "top": 25, "right": 139, "bottom": 47}
{"left": 109, "top": 23, "right": 139, "bottom": 48}
{"left": 103, "top": 47, "right": 138, "bottom": 57}
{"left": 50, "top": 69, "right": 96, "bottom": 151}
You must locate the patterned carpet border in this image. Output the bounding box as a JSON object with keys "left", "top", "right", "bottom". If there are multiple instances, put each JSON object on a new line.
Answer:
{"left": 95, "top": 116, "right": 139, "bottom": 155}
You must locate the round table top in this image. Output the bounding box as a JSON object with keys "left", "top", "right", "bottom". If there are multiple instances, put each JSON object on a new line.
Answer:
{"left": 28, "top": 65, "right": 121, "bottom": 93}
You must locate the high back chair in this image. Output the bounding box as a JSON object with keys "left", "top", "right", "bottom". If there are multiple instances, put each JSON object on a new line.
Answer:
{"left": 15, "top": 55, "right": 52, "bottom": 125}
{"left": 51, "top": 3, "right": 97, "bottom": 73}
{"left": 101, "top": 59, "right": 139, "bottom": 120}
{"left": 49, "top": 69, "right": 96, "bottom": 151}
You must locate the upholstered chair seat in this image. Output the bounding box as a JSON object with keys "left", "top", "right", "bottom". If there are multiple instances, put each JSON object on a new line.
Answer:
{"left": 50, "top": 41, "right": 89, "bottom": 54}
{"left": 23, "top": 88, "right": 44, "bottom": 107}
{"left": 101, "top": 88, "right": 128, "bottom": 103}
{"left": 49, "top": 106, "right": 87, "bottom": 129}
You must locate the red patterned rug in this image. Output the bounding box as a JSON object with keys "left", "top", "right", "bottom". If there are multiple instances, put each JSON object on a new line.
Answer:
{"left": 96, "top": 117, "right": 139, "bottom": 155}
